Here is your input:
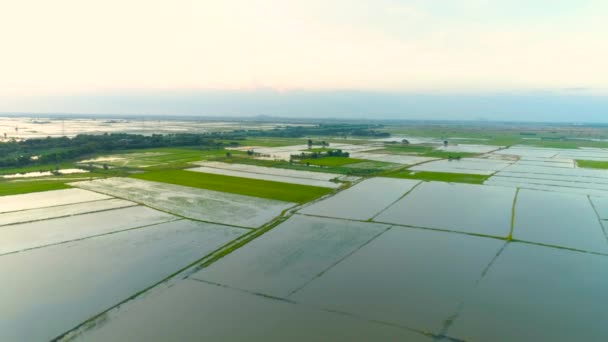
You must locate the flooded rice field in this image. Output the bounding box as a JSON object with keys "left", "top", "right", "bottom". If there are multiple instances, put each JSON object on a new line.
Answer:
{"left": 0, "top": 219, "right": 246, "bottom": 341}
{"left": 513, "top": 189, "right": 608, "bottom": 253}
{"left": 0, "top": 188, "right": 110, "bottom": 213}
{"left": 0, "top": 198, "right": 136, "bottom": 227}
{"left": 71, "top": 177, "right": 295, "bottom": 228}
{"left": 375, "top": 182, "right": 515, "bottom": 237}
{"left": 191, "top": 161, "right": 341, "bottom": 181}
{"left": 5, "top": 143, "right": 608, "bottom": 341}
{"left": 299, "top": 177, "right": 420, "bottom": 220}
{"left": 348, "top": 152, "right": 436, "bottom": 165}
{"left": 188, "top": 162, "right": 341, "bottom": 188}
{"left": 290, "top": 228, "right": 506, "bottom": 332}
{"left": 449, "top": 243, "right": 608, "bottom": 341}
{"left": 66, "top": 280, "right": 430, "bottom": 342}
{"left": 193, "top": 215, "right": 390, "bottom": 297}
{"left": 0, "top": 205, "right": 176, "bottom": 255}
{"left": 409, "top": 158, "right": 513, "bottom": 175}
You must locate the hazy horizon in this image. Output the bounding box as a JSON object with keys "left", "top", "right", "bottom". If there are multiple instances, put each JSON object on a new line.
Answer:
{"left": 2, "top": 0, "right": 607, "bottom": 121}
{"left": 2, "top": 89, "right": 608, "bottom": 123}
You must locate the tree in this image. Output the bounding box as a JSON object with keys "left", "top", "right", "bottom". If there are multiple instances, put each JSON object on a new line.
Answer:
{"left": 443, "top": 140, "right": 448, "bottom": 147}
{"left": 402, "top": 139, "right": 410, "bottom": 145}
{"left": 307, "top": 139, "right": 313, "bottom": 149}
{"left": 225, "top": 152, "right": 232, "bottom": 158}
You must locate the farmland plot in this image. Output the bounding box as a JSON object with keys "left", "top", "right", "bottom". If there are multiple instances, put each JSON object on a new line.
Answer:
{"left": 290, "top": 227, "right": 505, "bottom": 332}
{"left": 71, "top": 178, "right": 295, "bottom": 228}
{"left": 409, "top": 158, "right": 512, "bottom": 175}
{"left": 348, "top": 152, "right": 436, "bottom": 165}
{"left": 191, "top": 161, "right": 341, "bottom": 181}
{"left": 66, "top": 280, "right": 430, "bottom": 342}
{"left": 0, "top": 220, "right": 246, "bottom": 342}
{"left": 193, "top": 215, "right": 390, "bottom": 297}
{"left": 0, "top": 206, "right": 176, "bottom": 255}
{"left": 0, "top": 188, "right": 110, "bottom": 213}
{"left": 299, "top": 177, "right": 420, "bottom": 220}
{"left": 512, "top": 189, "right": 608, "bottom": 253}
{"left": 590, "top": 197, "right": 608, "bottom": 220}
{"left": 375, "top": 182, "right": 515, "bottom": 237}
{"left": 448, "top": 243, "right": 608, "bottom": 341}
{"left": 436, "top": 144, "right": 502, "bottom": 153}
{"left": 485, "top": 160, "right": 608, "bottom": 196}
{"left": 188, "top": 166, "right": 340, "bottom": 188}
{"left": 0, "top": 198, "right": 137, "bottom": 227}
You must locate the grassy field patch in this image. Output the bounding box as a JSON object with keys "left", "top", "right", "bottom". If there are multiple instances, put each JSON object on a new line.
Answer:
{"left": 576, "top": 160, "right": 608, "bottom": 169}
{"left": 0, "top": 180, "right": 71, "bottom": 196}
{"left": 131, "top": 170, "right": 332, "bottom": 203}
{"left": 384, "top": 170, "right": 490, "bottom": 184}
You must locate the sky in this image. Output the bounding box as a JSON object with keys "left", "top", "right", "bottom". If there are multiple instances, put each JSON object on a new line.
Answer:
{"left": 1, "top": 0, "right": 607, "bottom": 121}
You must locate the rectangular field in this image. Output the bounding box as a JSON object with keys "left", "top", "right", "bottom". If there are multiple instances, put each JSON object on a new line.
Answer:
{"left": 299, "top": 177, "right": 420, "bottom": 220}
{"left": 0, "top": 198, "right": 137, "bottom": 227}
{"left": 408, "top": 158, "right": 512, "bottom": 175}
{"left": 131, "top": 170, "right": 332, "bottom": 204}
{"left": 71, "top": 177, "right": 295, "bottom": 228}
{"left": 68, "top": 280, "right": 429, "bottom": 341}
{"left": 193, "top": 215, "right": 390, "bottom": 297}
{"left": 187, "top": 166, "right": 340, "bottom": 188}
{"left": 0, "top": 188, "right": 110, "bottom": 213}
{"left": 290, "top": 227, "right": 505, "bottom": 332}
{"left": 374, "top": 182, "right": 515, "bottom": 237}
{"left": 513, "top": 189, "right": 608, "bottom": 253}
{"left": 0, "top": 220, "right": 246, "bottom": 341}
{"left": 449, "top": 243, "right": 608, "bottom": 341}
{"left": 0, "top": 206, "right": 176, "bottom": 255}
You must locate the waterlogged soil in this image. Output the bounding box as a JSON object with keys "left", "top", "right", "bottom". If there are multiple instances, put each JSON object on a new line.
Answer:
{"left": 375, "top": 182, "right": 515, "bottom": 237}
{"left": 0, "top": 219, "right": 246, "bottom": 341}
{"left": 191, "top": 161, "right": 341, "bottom": 181}
{"left": 0, "top": 206, "right": 176, "bottom": 255}
{"left": 513, "top": 189, "right": 608, "bottom": 253}
{"left": 299, "top": 177, "right": 420, "bottom": 220}
{"left": 0, "top": 198, "right": 137, "bottom": 227}
{"left": 188, "top": 166, "right": 340, "bottom": 188}
{"left": 65, "top": 280, "right": 431, "bottom": 342}
{"left": 71, "top": 178, "right": 295, "bottom": 228}
{"left": 448, "top": 243, "right": 608, "bottom": 341}
{"left": 193, "top": 215, "right": 390, "bottom": 297}
{"left": 0, "top": 188, "right": 110, "bottom": 213}
{"left": 290, "top": 227, "right": 505, "bottom": 332}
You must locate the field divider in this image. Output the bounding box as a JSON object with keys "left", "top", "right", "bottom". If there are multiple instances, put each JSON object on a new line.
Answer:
{"left": 287, "top": 225, "right": 393, "bottom": 297}
{"left": 587, "top": 195, "right": 608, "bottom": 245}
{"left": 187, "top": 278, "right": 441, "bottom": 341}
{"left": 507, "top": 188, "right": 520, "bottom": 241}
{"left": 369, "top": 180, "right": 423, "bottom": 221}
{"left": 56, "top": 198, "right": 312, "bottom": 340}
{"left": 437, "top": 241, "right": 509, "bottom": 340}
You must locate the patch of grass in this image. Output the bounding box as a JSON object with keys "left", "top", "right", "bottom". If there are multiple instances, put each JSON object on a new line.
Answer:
{"left": 0, "top": 180, "right": 71, "bottom": 196}
{"left": 131, "top": 169, "right": 333, "bottom": 203}
{"left": 576, "top": 160, "right": 608, "bottom": 169}
{"left": 300, "top": 157, "right": 366, "bottom": 167}
{"left": 384, "top": 170, "right": 490, "bottom": 184}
